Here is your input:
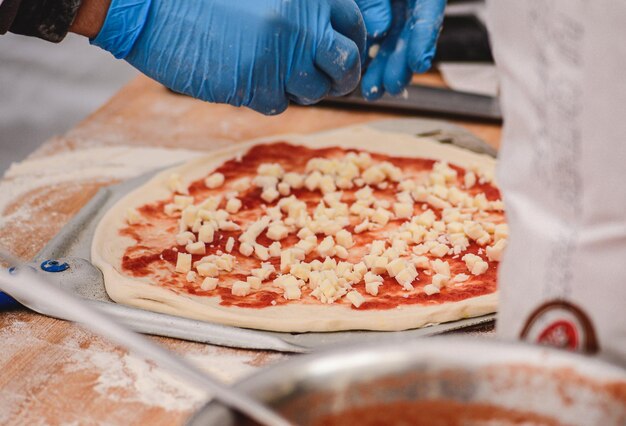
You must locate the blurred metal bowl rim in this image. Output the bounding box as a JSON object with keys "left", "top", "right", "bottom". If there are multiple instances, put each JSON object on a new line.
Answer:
{"left": 188, "top": 336, "right": 626, "bottom": 425}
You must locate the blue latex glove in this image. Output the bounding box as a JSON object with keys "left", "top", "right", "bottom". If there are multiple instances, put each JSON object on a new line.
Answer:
{"left": 92, "top": 0, "right": 366, "bottom": 115}
{"left": 356, "top": 0, "right": 446, "bottom": 100}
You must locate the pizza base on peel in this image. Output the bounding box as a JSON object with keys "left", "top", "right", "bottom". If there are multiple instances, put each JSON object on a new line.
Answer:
{"left": 92, "top": 125, "right": 505, "bottom": 332}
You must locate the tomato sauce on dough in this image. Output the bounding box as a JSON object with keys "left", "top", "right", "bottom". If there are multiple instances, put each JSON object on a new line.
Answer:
{"left": 120, "top": 142, "right": 503, "bottom": 310}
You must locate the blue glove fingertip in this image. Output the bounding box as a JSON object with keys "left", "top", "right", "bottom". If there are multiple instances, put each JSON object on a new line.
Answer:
{"left": 414, "top": 54, "right": 433, "bottom": 74}
{"left": 362, "top": 83, "right": 384, "bottom": 101}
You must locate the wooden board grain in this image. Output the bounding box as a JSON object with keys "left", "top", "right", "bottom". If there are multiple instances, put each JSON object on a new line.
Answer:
{"left": 0, "top": 75, "right": 501, "bottom": 425}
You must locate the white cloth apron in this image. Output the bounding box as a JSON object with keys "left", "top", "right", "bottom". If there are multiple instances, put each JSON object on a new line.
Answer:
{"left": 487, "top": 0, "right": 626, "bottom": 366}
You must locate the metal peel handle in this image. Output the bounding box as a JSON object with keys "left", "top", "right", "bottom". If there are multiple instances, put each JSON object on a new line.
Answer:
{"left": 0, "top": 251, "right": 290, "bottom": 426}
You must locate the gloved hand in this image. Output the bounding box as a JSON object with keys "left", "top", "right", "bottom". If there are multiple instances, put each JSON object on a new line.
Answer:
{"left": 355, "top": 0, "right": 446, "bottom": 100}
{"left": 91, "top": 0, "right": 366, "bottom": 115}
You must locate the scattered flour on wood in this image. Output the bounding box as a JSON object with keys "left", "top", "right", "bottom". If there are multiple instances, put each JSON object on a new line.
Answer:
{"left": 0, "top": 315, "right": 283, "bottom": 414}
{"left": 0, "top": 146, "right": 199, "bottom": 219}
{"left": 64, "top": 338, "right": 279, "bottom": 412}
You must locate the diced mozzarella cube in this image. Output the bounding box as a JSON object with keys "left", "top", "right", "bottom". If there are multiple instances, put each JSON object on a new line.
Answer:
{"left": 175, "top": 231, "right": 196, "bottom": 246}
{"left": 490, "top": 200, "right": 505, "bottom": 211}
{"left": 393, "top": 202, "right": 413, "bottom": 219}
{"left": 486, "top": 239, "right": 507, "bottom": 262}
{"left": 186, "top": 241, "right": 206, "bottom": 255}
{"left": 267, "top": 241, "right": 281, "bottom": 257}
{"left": 304, "top": 171, "right": 322, "bottom": 191}
{"left": 280, "top": 249, "right": 297, "bottom": 273}
{"left": 494, "top": 224, "right": 509, "bottom": 243}
{"left": 447, "top": 222, "right": 463, "bottom": 234}
{"left": 266, "top": 223, "right": 289, "bottom": 241}
{"left": 283, "top": 172, "right": 304, "bottom": 189}
{"left": 283, "top": 284, "right": 302, "bottom": 300}
{"left": 453, "top": 273, "right": 470, "bottom": 283}
{"left": 416, "top": 210, "right": 436, "bottom": 227}
{"left": 364, "top": 271, "right": 384, "bottom": 283}
{"left": 261, "top": 186, "right": 280, "bottom": 203}
{"left": 398, "top": 179, "right": 416, "bottom": 192}
{"left": 164, "top": 204, "right": 179, "bottom": 216}
{"left": 200, "top": 277, "right": 218, "bottom": 291}
{"left": 371, "top": 207, "right": 391, "bottom": 226}
{"left": 254, "top": 244, "right": 270, "bottom": 261}
{"left": 370, "top": 256, "right": 389, "bottom": 274}
{"left": 257, "top": 163, "right": 284, "bottom": 178}
{"left": 354, "top": 219, "right": 371, "bottom": 234}
{"left": 215, "top": 254, "right": 235, "bottom": 271}
{"left": 205, "top": 173, "right": 225, "bottom": 189}
{"left": 297, "top": 227, "right": 314, "bottom": 239}
{"left": 412, "top": 244, "right": 430, "bottom": 255}
{"left": 411, "top": 255, "right": 430, "bottom": 269}
{"left": 462, "top": 253, "right": 481, "bottom": 270}
{"left": 464, "top": 171, "right": 476, "bottom": 189}
{"left": 346, "top": 290, "right": 365, "bottom": 308}
{"left": 429, "top": 243, "right": 449, "bottom": 258}
{"left": 231, "top": 281, "right": 251, "bottom": 296}
{"left": 197, "top": 262, "right": 219, "bottom": 277}
{"left": 295, "top": 237, "right": 317, "bottom": 255}
{"left": 319, "top": 175, "right": 336, "bottom": 194}
{"left": 253, "top": 175, "right": 279, "bottom": 189}
{"left": 386, "top": 258, "right": 406, "bottom": 278}
{"left": 473, "top": 193, "right": 489, "bottom": 210}
{"left": 232, "top": 177, "right": 251, "bottom": 192}
{"left": 225, "top": 198, "right": 242, "bottom": 214}
{"left": 463, "top": 253, "right": 489, "bottom": 275}
{"left": 355, "top": 185, "right": 374, "bottom": 201}
{"left": 395, "top": 265, "right": 418, "bottom": 290}
{"left": 365, "top": 281, "right": 382, "bottom": 296}
{"left": 290, "top": 263, "right": 312, "bottom": 281}
{"left": 432, "top": 221, "right": 446, "bottom": 233}
{"left": 430, "top": 259, "right": 451, "bottom": 277}
{"left": 362, "top": 165, "right": 386, "bottom": 185}
{"left": 239, "top": 242, "right": 254, "bottom": 257}
{"left": 219, "top": 220, "right": 240, "bottom": 232}
{"left": 186, "top": 271, "right": 197, "bottom": 282}
{"left": 334, "top": 245, "right": 349, "bottom": 259}
{"left": 247, "top": 276, "right": 262, "bottom": 290}
{"left": 335, "top": 229, "right": 354, "bottom": 248}
{"left": 175, "top": 253, "right": 192, "bottom": 273}
{"left": 317, "top": 236, "right": 335, "bottom": 257}
{"left": 433, "top": 161, "right": 457, "bottom": 182}
{"left": 240, "top": 216, "right": 270, "bottom": 244}
{"left": 423, "top": 284, "right": 440, "bottom": 296}
{"left": 251, "top": 267, "right": 272, "bottom": 281}
{"left": 277, "top": 182, "right": 291, "bottom": 196}
{"left": 174, "top": 195, "right": 194, "bottom": 209}
{"left": 167, "top": 173, "right": 185, "bottom": 193}
{"left": 431, "top": 273, "right": 449, "bottom": 288}
{"left": 369, "top": 246, "right": 388, "bottom": 267}
{"left": 225, "top": 237, "right": 235, "bottom": 253}
{"left": 464, "top": 221, "right": 484, "bottom": 240}
{"left": 411, "top": 185, "right": 429, "bottom": 202}
{"left": 471, "top": 260, "right": 489, "bottom": 275}
{"left": 429, "top": 172, "right": 446, "bottom": 186}
{"left": 426, "top": 195, "right": 451, "bottom": 209}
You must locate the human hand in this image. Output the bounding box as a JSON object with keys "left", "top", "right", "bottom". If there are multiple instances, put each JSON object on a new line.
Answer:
{"left": 355, "top": 0, "right": 446, "bottom": 100}
{"left": 90, "top": 0, "right": 366, "bottom": 115}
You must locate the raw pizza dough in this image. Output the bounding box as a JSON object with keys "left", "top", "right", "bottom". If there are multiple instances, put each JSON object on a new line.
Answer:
{"left": 92, "top": 125, "right": 499, "bottom": 332}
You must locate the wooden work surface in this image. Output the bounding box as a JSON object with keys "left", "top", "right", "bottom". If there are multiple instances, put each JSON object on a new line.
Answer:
{"left": 0, "top": 75, "right": 501, "bottom": 425}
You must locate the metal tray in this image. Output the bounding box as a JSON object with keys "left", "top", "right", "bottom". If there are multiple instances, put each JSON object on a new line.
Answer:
{"left": 27, "top": 118, "right": 497, "bottom": 353}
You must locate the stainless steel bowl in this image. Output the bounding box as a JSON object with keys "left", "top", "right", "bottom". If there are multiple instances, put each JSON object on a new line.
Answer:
{"left": 188, "top": 337, "right": 626, "bottom": 425}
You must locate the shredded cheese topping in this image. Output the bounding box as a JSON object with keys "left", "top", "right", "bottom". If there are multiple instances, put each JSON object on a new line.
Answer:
{"left": 131, "top": 150, "right": 506, "bottom": 308}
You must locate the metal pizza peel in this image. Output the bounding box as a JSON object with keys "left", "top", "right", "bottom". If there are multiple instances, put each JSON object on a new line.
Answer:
{"left": 17, "top": 118, "right": 497, "bottom": 353}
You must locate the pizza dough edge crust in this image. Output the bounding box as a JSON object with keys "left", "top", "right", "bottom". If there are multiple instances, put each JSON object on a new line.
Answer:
{"left": 92, "top": 125, "right": 498, "bottom": 332}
